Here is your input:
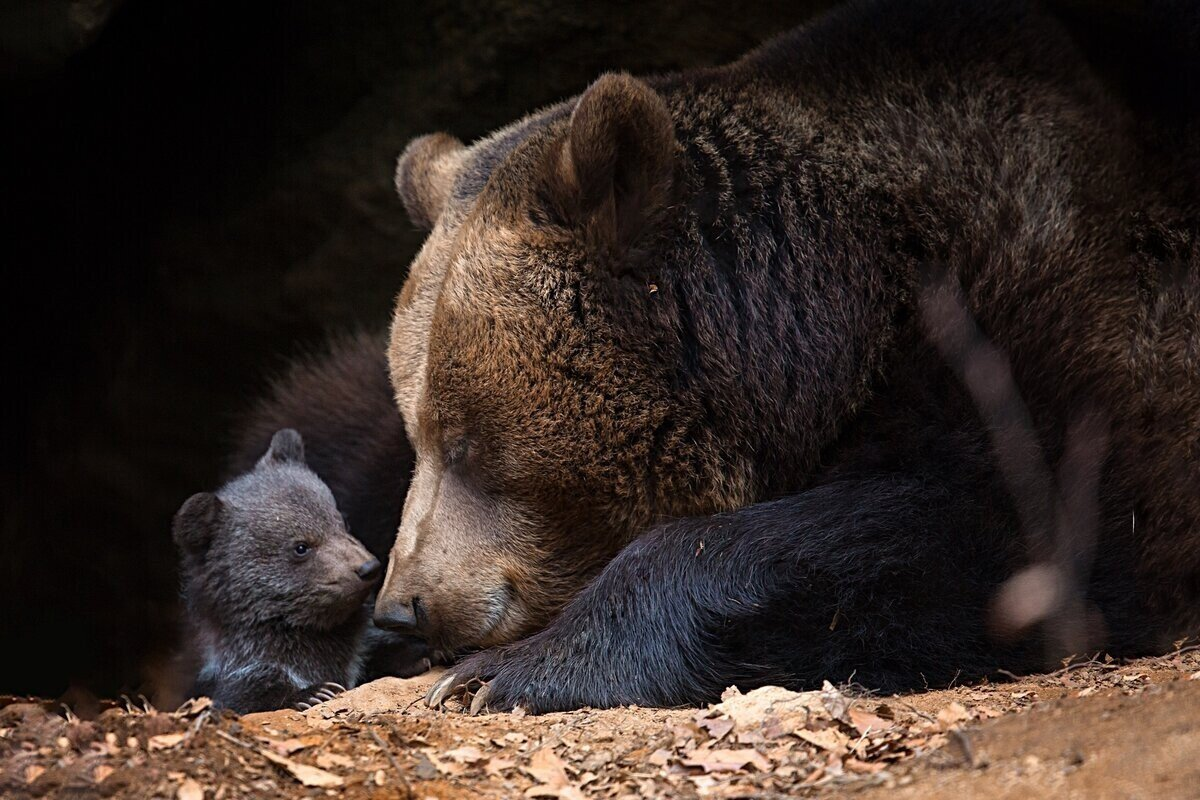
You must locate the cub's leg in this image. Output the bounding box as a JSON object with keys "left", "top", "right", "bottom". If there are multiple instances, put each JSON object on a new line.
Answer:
{"left": 194, "top": 663, "right": 344, "bottom": 713}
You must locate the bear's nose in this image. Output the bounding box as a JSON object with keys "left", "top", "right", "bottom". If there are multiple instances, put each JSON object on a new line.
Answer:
{"left": 374, "top": 597, "right": 420, "bottom": 633}
{"left": 357, "top": 558, "right": 382, "bottom": 582}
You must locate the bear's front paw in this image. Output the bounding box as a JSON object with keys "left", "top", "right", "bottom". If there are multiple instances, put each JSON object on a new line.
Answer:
{"left": 293, "top": 681, "right": 346, "bottom": 711}
{"left": 425, "top": 649, "right": 516, "bottom": 715}
{"left": 426, "top": 641, "right": 579, "bottom": 716}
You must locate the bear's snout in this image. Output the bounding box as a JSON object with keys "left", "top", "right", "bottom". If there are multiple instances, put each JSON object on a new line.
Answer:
{"left": 374, "top": 595, "right": 420, "bottom": 634}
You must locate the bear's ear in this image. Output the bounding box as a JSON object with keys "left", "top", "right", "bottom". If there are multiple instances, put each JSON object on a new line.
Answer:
{"left": 548, "top": 72, "right": 676, "bottom": 251}
{"left": 395, "top": 132, "right": 468, "bottom": 230}
{"left": 259, "top": 428, "right": 305, "bottom": 467}
{"left": 173, "top": 492, "right": 223, "bottom": 556}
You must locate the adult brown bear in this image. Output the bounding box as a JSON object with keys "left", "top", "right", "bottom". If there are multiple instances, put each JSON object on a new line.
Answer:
{"left": 374, "top": 0, "right": 1199, "bottom": 712}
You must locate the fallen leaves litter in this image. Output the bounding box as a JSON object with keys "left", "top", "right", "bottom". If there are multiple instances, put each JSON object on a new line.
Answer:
{"left": 2, "top": 648, "right": 1198, "bottom": 800}
{"left": 149, "top": 732, "right": 187, "bottom": 751}
{"left": 681, "top": 746, "right": 772, "bottom": 773}
{"left": 937, "top": 702, "right": 971, "bottom": 729}
{"left": 522, "top": 747, "right": 585, "bottom": 800}
{"left": 258, "top": 747, "right": 344, "bottom": 788}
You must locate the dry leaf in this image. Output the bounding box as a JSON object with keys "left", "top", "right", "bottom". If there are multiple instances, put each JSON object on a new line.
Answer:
{"left": 936, "top": 702, "right": 970, "bottom": 729}
{"left": 178, "top": 778, "right": 204, "bottom": 800}
{"left": 845, "top": 757, "right": 887, "bottom": 774}
{"left": 24, "top": 765, "right": 46, "bottom": 784}
{"left": 696, "top": 715, "right": 735, "bottom": 741}
{"left": 848, "top": 707, "right": 893, "bottom": 735}
{"left": 682, "top": 747, "right": 772, "bottom": 773}
{"left": 315, "top": 753, "right": 355, "bottom": 770}
{"left": 149, "top": 733, "right": 187, "bottom": 751}
{"left": 648, "top": 749, "right": 672, "bottom": 767}
{"left": 264, "top": 736, "right": 321, "bottom": 756}
{"left": 93, "top": 764, "right": 115, "bottom": 783}
{"left": 522, "top": 749, "right": 584, "bottom": 800}
{"left": 427, "top": 752, "right": 467, "bottom": 776}
{"left": 820, "top": 681, "right": 851, "bottom": 723}
{"left": 523, "top": 748, "right": 571, "bottom": 785}
{"left": 485, "top": 757, "right": 516, "bottom": 777}
{"left": 795, "top": 727, "right": 849, "bottom": 754}
{"left": 259, "top": 748, "right": 344, "bottom": 788}
{"left": 444, "top": 745, "right": 486, "bottom": 764}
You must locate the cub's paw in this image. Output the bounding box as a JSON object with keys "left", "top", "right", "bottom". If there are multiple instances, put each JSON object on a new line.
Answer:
{"left": 293, "top": 682, "right": 347, "bottom": 711}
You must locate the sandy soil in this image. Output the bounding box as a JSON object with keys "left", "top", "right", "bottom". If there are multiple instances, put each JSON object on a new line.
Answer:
{"left": 3, "top": 647, "right": 1199, "bottom": 799}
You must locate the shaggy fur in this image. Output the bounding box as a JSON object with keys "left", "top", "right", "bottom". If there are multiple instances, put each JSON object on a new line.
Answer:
{"left": 225, "top": 334, "right": 432, "bottom": 685}
{"left": 382, "top": 0, "right": 1199, "bottom": 712}
{"left": 175, "top": 429, "right": 385, "bottom": 713}
{"left": 229, "top": 332, "right": 413, "bottom": 562}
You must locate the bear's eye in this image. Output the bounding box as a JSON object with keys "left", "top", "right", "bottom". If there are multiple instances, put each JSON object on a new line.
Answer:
{"left": 293, "top": 542, "right": 311, "bottom": 557}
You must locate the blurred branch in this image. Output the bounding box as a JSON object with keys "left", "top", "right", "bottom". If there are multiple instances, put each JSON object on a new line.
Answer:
{"left": 919, "top": 274, "right": 1110, "bottom": 661}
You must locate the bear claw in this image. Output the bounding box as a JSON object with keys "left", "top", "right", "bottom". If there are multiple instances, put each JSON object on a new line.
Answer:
{"left": 425, "top": 672, "right": 467, "bottom": 708}
{"left": 468, "top": 683, "right": 491, "bottom": 715}
{"left": 293, "top": 681, "right": 348, "bottom": 711}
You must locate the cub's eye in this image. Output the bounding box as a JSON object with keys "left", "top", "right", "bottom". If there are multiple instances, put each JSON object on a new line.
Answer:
{"left": 293, "top": 542, "right": 311, "bottom": 557}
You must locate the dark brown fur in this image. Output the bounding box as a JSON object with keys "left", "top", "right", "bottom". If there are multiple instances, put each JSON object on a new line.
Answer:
{"left": 379, "top": 0, "right": 1199, "bottom": 710}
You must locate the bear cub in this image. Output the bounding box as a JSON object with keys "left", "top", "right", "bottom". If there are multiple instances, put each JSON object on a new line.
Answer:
{"left": 174, "top": 428, "right": 386, "bottom": 713}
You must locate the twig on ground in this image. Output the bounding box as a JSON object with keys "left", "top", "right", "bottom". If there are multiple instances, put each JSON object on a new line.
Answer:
{"left": 214, "top": 728, "right": 256, "bottom": 751}
{"left": 371, "top": 726, "right": 414, "bottom": 799}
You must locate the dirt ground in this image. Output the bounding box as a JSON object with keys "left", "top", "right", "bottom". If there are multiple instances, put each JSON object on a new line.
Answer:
{"left": 3, "top": 647, "right": 1199, "bottom": 800}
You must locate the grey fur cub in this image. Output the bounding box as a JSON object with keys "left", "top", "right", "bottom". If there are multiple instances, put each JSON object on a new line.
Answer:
{"left": 173, "top": 428, "right": 383, "bottom": 713}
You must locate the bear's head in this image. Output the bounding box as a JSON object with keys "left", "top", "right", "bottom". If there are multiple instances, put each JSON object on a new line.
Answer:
{"left": 376, "top": 74, "right": 755, "bottom": 653}
{"left": 175, "top": 429, "right": 383, "bottom": 631}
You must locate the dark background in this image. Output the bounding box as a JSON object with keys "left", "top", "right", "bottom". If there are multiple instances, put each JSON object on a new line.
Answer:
{"left": 0, "top": 0, "right": 836, "bottom": 700}
{"left": 0, "top": 0, "right": 1184, "bottom": 702}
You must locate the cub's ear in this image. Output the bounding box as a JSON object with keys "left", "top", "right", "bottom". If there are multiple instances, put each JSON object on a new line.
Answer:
{"left": 259, "top": 428, "right": 305, "bottom": 467}
{"left": 548, "top": 72, "right": 676, "bottom": 250}
{"left": 394, "top": 132, "right": 467, "bottom": 230}
{"left": 173, "top": 492, "right": 223, "bottom": 556}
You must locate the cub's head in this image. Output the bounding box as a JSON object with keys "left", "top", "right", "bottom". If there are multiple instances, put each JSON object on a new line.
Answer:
{"left": 174, "top": 429, "right": 382, "bottom": 631}
{"left": 376, "top": 74, "right": 749, "bottom": 653}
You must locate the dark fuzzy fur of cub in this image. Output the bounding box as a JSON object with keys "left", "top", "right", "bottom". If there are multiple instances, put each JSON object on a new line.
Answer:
{"left": 228, "top": 332, "right": 413, "bottom": 564}
{"left": 226, "top": 332, "right": 431, "bottom": 681}
{"left": 175, "top": 429, "right": 385, "bottom": 713}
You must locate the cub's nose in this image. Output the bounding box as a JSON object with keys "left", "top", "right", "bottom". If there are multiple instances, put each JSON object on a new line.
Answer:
{"left": 357, "top": 558, "right": 382, "bottom": 583}
{"left": 374, "top": 597, "right": 419, "bottom": 633}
